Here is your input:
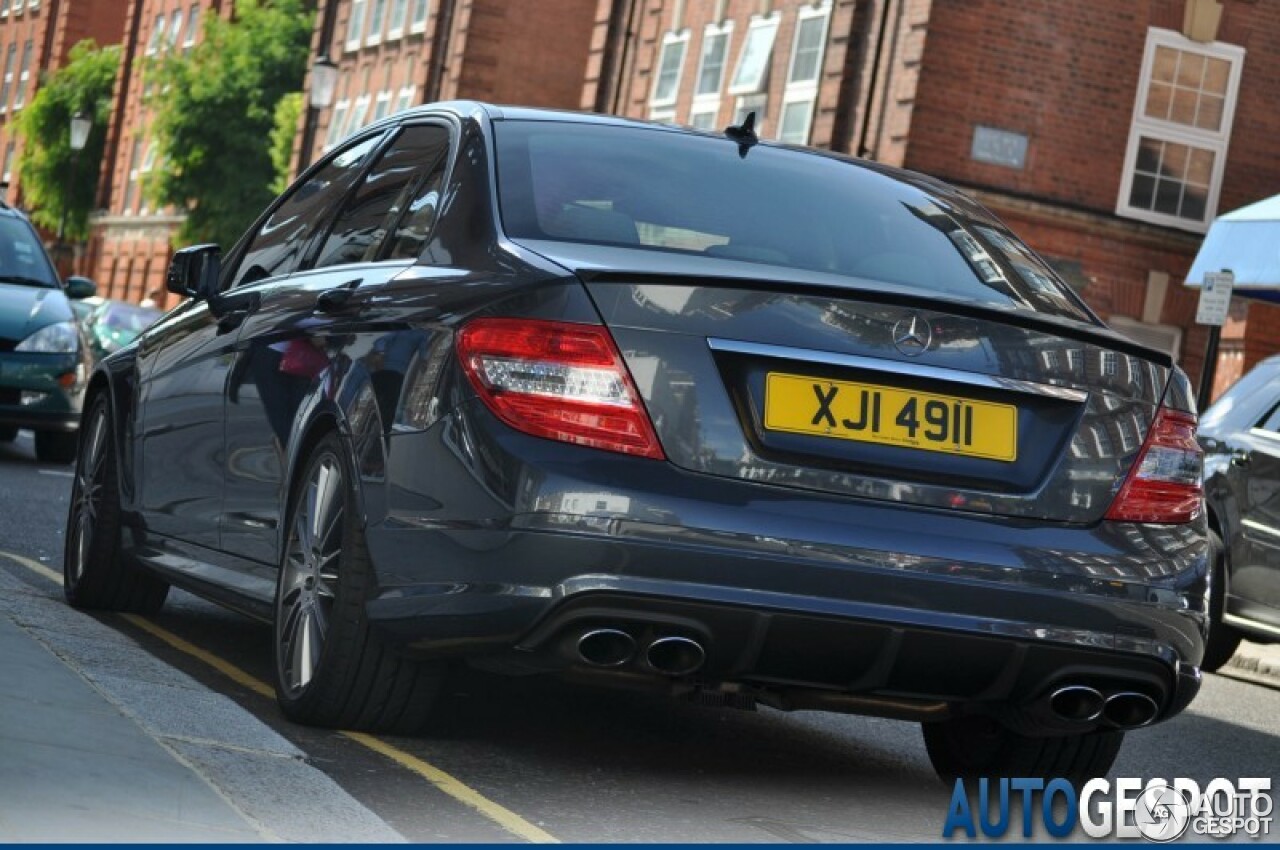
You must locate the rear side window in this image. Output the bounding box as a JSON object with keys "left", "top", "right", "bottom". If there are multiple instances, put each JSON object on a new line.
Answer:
{"left": 494, "top": 121, "right": 1093, "bottom": 322}
{"left": 314, "top": 124, "right": 451, "bottom": 269}
{"left": 231, "top": 134, "right": 382, "bottom": 287}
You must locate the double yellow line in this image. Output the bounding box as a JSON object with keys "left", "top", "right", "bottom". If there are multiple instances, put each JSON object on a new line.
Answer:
{"left": 0, "top": 550, "right": 558, "bottom": 844}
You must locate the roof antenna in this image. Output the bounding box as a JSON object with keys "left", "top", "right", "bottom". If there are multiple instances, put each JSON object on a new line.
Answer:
{"left": 724, "top": 111, "right": 759, "bottom": 158}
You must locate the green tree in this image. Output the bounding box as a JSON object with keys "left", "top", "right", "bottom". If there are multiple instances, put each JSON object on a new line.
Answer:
{"left": 14, "top": 41, "right": 120, "bottom": 242}
{"left": 147, "top": 0, "right": 312, "bottom": 249}
{"left": 269, "top": 91, "right": 303, "bottom": 196}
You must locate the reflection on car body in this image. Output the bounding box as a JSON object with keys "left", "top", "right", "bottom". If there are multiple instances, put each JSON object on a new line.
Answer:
{"left": 65, "top": 103, "right": 1208, "bottom": 782}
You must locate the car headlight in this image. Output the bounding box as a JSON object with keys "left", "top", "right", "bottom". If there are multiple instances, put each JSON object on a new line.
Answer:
{"left": 15, "top": 321, "right": 79, "bottom": 353}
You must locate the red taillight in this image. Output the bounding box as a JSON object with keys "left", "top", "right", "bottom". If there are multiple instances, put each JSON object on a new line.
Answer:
{"left": 456, "top": 318, "right": 665, "bottom": 460}
{"left": 1104, "top": 407, "right": 1203, "bottom": 523}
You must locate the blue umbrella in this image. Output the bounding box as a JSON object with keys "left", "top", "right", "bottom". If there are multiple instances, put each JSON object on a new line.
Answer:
{"left": 1186, "top": 194, "right": 1280, "bottom": 303}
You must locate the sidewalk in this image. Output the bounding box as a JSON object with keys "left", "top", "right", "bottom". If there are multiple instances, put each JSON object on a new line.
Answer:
{"left": 0, "top": 566, "right": 404, "bottom": 843}
{"left": 1224, "top": 639, "right": 1280, "bottom": 690}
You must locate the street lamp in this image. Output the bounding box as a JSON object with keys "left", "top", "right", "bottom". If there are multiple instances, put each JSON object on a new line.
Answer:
{"left": 298, "top": 54, "right": 338, "bottom": 172}
{"left": 57, "top": 109, "right": 92, "bottom": 241}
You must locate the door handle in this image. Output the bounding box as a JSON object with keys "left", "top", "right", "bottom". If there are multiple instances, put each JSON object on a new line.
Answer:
{"left": 315, "top": 279, "right": 362, "bottom": 314}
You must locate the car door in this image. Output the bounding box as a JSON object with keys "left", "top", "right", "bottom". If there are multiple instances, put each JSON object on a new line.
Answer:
{"left": 220, "top": 121, "right": 454, "bottom": 566}
{"left": 1229, "top": 398, "right": 1280, "bottom": 616}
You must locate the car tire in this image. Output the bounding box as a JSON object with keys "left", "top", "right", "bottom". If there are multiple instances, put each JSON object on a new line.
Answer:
{"left": 1201, "top": 529, "right": 1241, "bottom": 673}
{"left": 63, "top": 396, "right": 169, "bottom": 613}
{"left": 922, "top": 715, "right": 1123, "bottom": 783}
{"left": 36, "top": 429, "right": 79, "bottom": 464}
{"left": 273, "top": 431, "right": 444, "bottom": 733}
{"left": 0, "top": 425, "right": 17, "bottom": 442}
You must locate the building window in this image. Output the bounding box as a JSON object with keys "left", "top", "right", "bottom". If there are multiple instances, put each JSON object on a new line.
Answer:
{"left": 1117, "top": 28, "right": 1244, "bottom": 232}
{"left": 0, "top": 45, "right": 12, "bottom": 110}
{"left": 729, "top": 13, "right": 779, "bottom": 95}
{"left": 168, "top": 9, "right": 185, "bottom": 48}
{"left": 373, "top": 90, "right": 391, "bottom": 121}
{"left": 184, "top": 4, "right": 200, "bottom": 46}
{"left": 13, "top": 40, "right": 31, "bottom": 109}
{"left": 346, "top": 0, "right": 366, "bottom": 51}
{"left": 409, "top": 0, "right": 427, "bottom": 33}
{"left": 651, "top": 31, "right": 688, "bottom": 109}
{"left": 326, "top": 99, "right": 350, "bottom": 149}
{"left": 777, "top": 3, "right": 829, "bottom": 145}
{"left": 394, "top": 85, "right": 415, "bottom": 113}
{"left": 123, "top": 139, "right": 143, "bottom": 213}
{"left": 387, "top": 0, "right": 407, "bottom": 39}
{"left": 367, "top": 0, "right": 386, "bottom": 44}
{"left": 695, "top": 22, "right": 731, "bottom": 97}
{"left": 147, "top": 14, "right": 166, "bottom": 55}
{"left": 2, "top": 142, "right": 14, "bottom": 182}
{"left": 649, "top": 108, "right": 676, "bottom": 125}
{"left": 350, "top": 93, "right": 371, "bottom": 133}
{"left": 688, "top": 105, "right": 718, "bottom": 130}
{"left": 26, "top": 0, "right": 36, "bottom": 11}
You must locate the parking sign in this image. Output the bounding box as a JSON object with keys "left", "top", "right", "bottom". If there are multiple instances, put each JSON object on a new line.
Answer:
{"left": 1196, "top": 270, "right": 1235, "bottom": 326}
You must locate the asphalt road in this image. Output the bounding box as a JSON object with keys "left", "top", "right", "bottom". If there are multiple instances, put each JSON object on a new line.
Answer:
{"left": 3, "top": 429, "right": 1278, "bottom": 843}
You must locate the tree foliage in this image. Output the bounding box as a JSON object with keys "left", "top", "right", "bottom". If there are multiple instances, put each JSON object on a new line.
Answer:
{"left": 14, "top": 41, "right": 120, "bottom": 242}
{"left": 269, "top": 91, "right": 303, "bottom": 196}
{"left": 147, "top": 0, "right": 312, "bottom": 249}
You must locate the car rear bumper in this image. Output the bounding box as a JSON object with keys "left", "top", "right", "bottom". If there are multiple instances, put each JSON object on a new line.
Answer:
{"left": 364, "top": 406, "right": 1209, "bottom": 724}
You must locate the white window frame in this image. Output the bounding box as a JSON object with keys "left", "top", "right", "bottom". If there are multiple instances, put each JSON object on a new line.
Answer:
{"left": 0, "top": 44, "right": 13, "bottom": 112}
{"left": 13, "top": 40, "right": 30, "bottom": 109}
{"left": 0, "top": 0, "right": 9, "bottom": 19}
{"left": 650, "top": 30, "right": 689, "bottom": 109}
{"left": 146, "top": 14, "right": 166, "bottom": 55}
{"left": 1115, "top": 28, "right": 1244, "bottom": 233}
{"left": 345, "top": 0, "right": 367, "bottom": 51}
{"left": 366, "top": 0, "right": 386, "bottom": 46}
{"left": 373, "top": 89, "right": 391, "bottom": 121}
{"left": 26, "top": 0, "right": 37, "bottom": 11}
{"left": 409, "top": 0, "right": 428, "bottom": 34}
{"left": 733, "top": 92, "right": 767, "bottom": 135}
{"left": 688, "top": 104, "right": 718, "bottom": 130}
{"left": 168, "top": 9, "right": 185, "bottom": 49}
{"left": 648, "top": 107, "right": 676, "bottom": 125}
{"left": 694, "top": 20, "right": 732, "bottom": 98}
{"left": 350, "top": 93, "right": 371, "bottom": 134}
{"left": 184, "top": 4, "right": 200, "bottom": 47}
{"left": 776, "top": 3, "right": 830, "bottom": 145}
{"left": 386, "top": 0, "right": 408, "bottom": 40}
{"left": 2, "top": 142, "right": 14, "bottom": 182}
{"left": 326, "top": 99, "right": 350, "bottom": 149}
{"left": 728, "top": 13, "right": 779, "bottom": 95}
{"left": 394, "top": 84, "right": 415, "bottom": 113}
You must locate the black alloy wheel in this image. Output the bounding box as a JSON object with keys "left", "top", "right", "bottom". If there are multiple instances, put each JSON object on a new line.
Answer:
{"left": 63, "top": 395, "right": 169, "bottom": 612}
{"left": 273, "top": 431, "right": 443, "bottom": 733}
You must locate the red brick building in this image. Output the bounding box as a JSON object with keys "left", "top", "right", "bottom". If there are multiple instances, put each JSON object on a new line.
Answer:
{"left": 296, "top": 0, "right": 597, "bottom": 171}
{"left": 0, "top": 0, "right": 130, "bottom": 206}
{"left": 585, "top": 0, "right": 1280, "bottom": 398}
{"left": 85, "top": 0, "right": 219, "bottom": 306}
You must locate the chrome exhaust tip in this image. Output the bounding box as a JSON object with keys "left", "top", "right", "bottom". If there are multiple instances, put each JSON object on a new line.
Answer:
{"left": 576, "top": 628, "right": 637, "bottom": 667}
{"left": 1103, "top": 691, "right": 1160, "bottom": 729}
{"left": 1048, "top": 685, "right": 1105, "bottom": 722}
{"left": 645, "top": 636, "right": 706, "bottom": 676}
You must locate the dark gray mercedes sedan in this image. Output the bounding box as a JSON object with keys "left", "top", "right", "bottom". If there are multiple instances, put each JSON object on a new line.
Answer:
{"left": 64, "top": 102, "right": 1207, "bottom": 782}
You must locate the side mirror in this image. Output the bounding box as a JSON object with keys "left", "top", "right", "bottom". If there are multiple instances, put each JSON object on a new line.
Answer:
{"left": 65, "top": 276, "right": 97, "bottom": 299}
{"left": 166, "top": 244, "right": 221, "bottom": 300}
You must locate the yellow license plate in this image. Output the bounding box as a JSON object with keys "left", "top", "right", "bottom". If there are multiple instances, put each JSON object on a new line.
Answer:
{"left": 764, "top": 373, "right": 1018, "bottom": 462}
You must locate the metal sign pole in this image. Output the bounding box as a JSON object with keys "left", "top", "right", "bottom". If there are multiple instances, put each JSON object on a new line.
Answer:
{"left": 1194, "top": 269, "right": 1235, "bottom": 412}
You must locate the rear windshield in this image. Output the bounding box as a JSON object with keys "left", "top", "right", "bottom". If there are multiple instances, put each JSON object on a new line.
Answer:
{"left": 494, "top": 121, "right": 1093, "bottom": 322}
{"left": 0, "top": 216, "right": 57, "bottom": 287}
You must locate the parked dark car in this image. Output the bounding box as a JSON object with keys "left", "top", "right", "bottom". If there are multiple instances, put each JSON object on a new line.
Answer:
{"left": 63, "top": 103, "right": 1208, "bottom": 782}
{"left": 73, "top": 298, "right": 163, "bottom": 362}
{"left": 0, "top": 204, "right": 96, "bottom": 463}
{"left": 1198, "top": 355, "right": 1280, "bottom": 670}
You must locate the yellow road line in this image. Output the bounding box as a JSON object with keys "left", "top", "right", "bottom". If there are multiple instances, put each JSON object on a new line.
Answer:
{"left": 0, "top": 548, "right": 559, "bottom": 844}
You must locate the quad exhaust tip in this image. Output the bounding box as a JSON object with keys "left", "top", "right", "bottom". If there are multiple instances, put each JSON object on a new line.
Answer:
{"left": 645, "top": 636, "right": 706, "bottom": 676}
{"left": 1048, "top": 685, "right": 1105, "bottom": 722}
{"left": 1103, "top": 691, "right": 1159, "bottom": 729}
{"left": 576, "top": 628, "right": 637, "bottom": 667}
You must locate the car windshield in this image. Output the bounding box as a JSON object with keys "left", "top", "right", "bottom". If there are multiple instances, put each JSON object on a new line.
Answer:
{"left": 0, "top": 216, "right": 58, "bottom": 288}
{"left": 493, "top": 120, "right": 1093, "bottom": 322}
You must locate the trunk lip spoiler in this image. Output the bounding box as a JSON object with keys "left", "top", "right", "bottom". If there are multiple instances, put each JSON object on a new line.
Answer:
{"left": 706, "top": 338, "right": 1090, "bottom": 403}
